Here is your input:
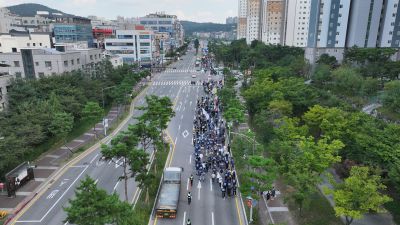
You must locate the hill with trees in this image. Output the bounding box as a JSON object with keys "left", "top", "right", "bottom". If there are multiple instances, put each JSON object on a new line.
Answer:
{"left": 181, "top": 21, "right": 236, "bottom": 35}
{"left": 7, "top": 3, "right": 74, "bottom": 17}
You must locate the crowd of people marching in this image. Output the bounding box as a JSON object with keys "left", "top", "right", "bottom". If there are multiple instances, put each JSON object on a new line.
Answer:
{"left": 187, "top": 80, "right": 238, "bottom": 207}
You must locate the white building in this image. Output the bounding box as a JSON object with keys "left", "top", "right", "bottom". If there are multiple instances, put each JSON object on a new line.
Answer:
{"left": 379, "top": 0, "right": 400, "bottom": 47}
{"left": 0, "top": 8, "right": 13, "bottom": 33}
{"left": 0, "top": 74, "right": 12, "bottom": 111}
{"left": 105, "top": 30, "right": 153, "bottom": 65}
{"left": 0, "top": 31, "right": 52, "bottom": 53}
{"left": 284, "top": 0, "right": 311, "bottom": 47}
{"left": 246, "top": 0, "right": 263, "bottom": 44}
{"left": 0, "top": 48, "right": 102, "bottom": 79}
{"left": 237, "top": 0, "right": 248, "bottom": 39}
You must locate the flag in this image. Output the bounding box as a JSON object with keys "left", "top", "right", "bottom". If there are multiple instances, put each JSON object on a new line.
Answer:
{"left": 202, "top": 108, "right": 210, "bottom": 120}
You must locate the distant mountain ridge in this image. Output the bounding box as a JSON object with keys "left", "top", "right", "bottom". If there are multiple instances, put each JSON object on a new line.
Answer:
{"left": 181, "top": 21, "right": 236, "bottom": 35}
{"left": 6, "top": 3, "right": 74, "bottom": 17}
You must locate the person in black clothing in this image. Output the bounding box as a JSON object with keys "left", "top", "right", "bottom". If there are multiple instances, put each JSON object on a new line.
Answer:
{"left": 190, "top": 174, "right": 194, "bottom": 187}
{"left": 187, "top": 192, "right": 192, "bottom": 205}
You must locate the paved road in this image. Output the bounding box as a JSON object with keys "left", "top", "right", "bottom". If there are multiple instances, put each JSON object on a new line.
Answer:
{"left": 10, "top": 49, "right": 200, "bottom": 225}
{"left": 150, "top": 44, "right": 247, "bottom": 225}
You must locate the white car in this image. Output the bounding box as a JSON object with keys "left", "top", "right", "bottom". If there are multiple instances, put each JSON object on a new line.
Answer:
{"left": 192, "top": 74, "right": 197, "bottom": 78}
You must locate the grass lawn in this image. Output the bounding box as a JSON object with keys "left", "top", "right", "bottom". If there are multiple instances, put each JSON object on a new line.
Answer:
{"left": 288, "top": 191, "right": 343, "bottom": 225}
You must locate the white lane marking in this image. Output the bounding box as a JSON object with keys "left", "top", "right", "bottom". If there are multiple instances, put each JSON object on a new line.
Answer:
{"left": 89, "top": 154, "right": 98, "bottom": 164}
{"left": 46, "top": 190, "right": 59, "bottom": 199}
{"left": 174, "top": 137, "right": 178, "bottom": 145}
{"left": 210, "top": 178, "right": 213, "bottom": 191}
{"left": 183, "top": 107, "right": 185, "bottom": 112}
{"left": 94, "top": 179, "right": 99, "bottom": 184}
{"left": 37, "top": 166, "right": 89, "bottom": 222}
{"left": 181, "top": 114, "right": 183, "bottom": 119}
{"left": 212, "top": 212, "right": 215, "bottom": 225}
{"left": 178, "top": 125, "right": 181, "bottom": 130}
{"left": 70, "top": 165, "right": 87, "bottom": 168}
{"left": 197, "top": 181, "right": 202, "bottom": 200}
{"left": 189, "top": 155, "right": 192, "bottom": 164}
{"left": 190, "top": 101, "right": 192, "bottom": 106}
{"left": 182, "top": 211, "right": 187, "bottom": 225}
{"left": 64, "top": 222, "right": 69, "bottom": 225}
{"left": 115, "top": 158, "right": 122, "bottom": 168}
{"left": 182, "top": 130, "right": 189, "bottom": 138}
{"left": 187, "top": 178, "right": 190, "bottom": 191}
{"left": 113, "top": 181, "right": 119, "bottom": 191}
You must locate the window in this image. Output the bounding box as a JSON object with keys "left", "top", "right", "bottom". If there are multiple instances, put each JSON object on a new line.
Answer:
{"left": 39, "top": 43, "right": 42, "bottom": 46}
{"left": 64, "top": 60, "right": 68, "bottom": 67}
{"left": 90, "top": 55, "right": 93, "bottom": 60}
{"left": 38, "top": 72, "right": 45, "bottom": 78}
{"left": 139, "top": 35, "right": 150, "bottom": 39}
{"left": 14, "top": 61, "right": 20, "bottom": 67}
{"left": 77, "top": 58, "right": 80, "bottom": 64}
{"left": 71, "top": 59, "right": 74, "bottom": 65}
{"left": 35, "top": 62, "right": 39, "bottom": 66}
{"left": 27, "top": 43, "right": 30, "bottom": 47}
{"left": 140, "top": 42, "right": 150, "bottom": 47}
{"left": 95, "top": 55, "right": 97, "bottom": 59}
{"left": 33, "top": 43, "right": 36, "bottom": 47}
{"left": 15, "top": 72, "right": 22, "bottom": 78}
{"left": 45, "top": 61, "right": 52, "bottom": 67}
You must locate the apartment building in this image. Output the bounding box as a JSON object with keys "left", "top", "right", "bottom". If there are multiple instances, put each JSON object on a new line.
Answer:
{"left": 379, "top": 0, "right": 400, "bottom": 47}
{"left": 238, "top": 0, "right": 248, "bottom": 39}
{"left": 105, "top": 30, "right": 153, "bottom": 65}
{"left": 284, "top": 0, "right": 311, "bottom": 47}
{"left": 0, "top": 31, "right": 52, "bottom": 53}
{"left": 262, "top": 0, "right": 286, "bottom": 45}
{"left": 246, "top": 0, "right": 263, "bottom": 44}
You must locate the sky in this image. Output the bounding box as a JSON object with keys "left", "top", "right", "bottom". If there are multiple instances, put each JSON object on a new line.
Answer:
{"left": 0, "top": 0, "right": 237, "bottom": 23}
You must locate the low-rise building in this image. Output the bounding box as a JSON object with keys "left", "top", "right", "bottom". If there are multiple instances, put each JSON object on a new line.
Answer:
{"left": 0, "top": 31, "right": 52, "bottom": 53}
{"left": 105, "top": 29, "right": 153, "bottom": 66}
{"left": 0, "top": 47, "right": 101, "bottom": 79}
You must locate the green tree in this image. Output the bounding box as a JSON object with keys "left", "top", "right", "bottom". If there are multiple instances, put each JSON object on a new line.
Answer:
{"left": 101, "top": 134, "right": 149, "bottom": 202}
{"left": 382, "top": 80, "right": 400, "bottom": 113}
{"left": 312, "top": 64, "right": 332, "bottom": 86}
{"left": 48, "top": 112, "right": 74, "bottom": 152}
{"left": 317, "top": 53, "right": 338, "bottom": 68}
{"left": 331, "top": 67, "right": 363, "bottom": 96}
{"left": 325, "top": 166, "right": 392, "bottom": 225}
{"left": 64, "top": 176, "right": 139, "bottom": 225}
{"left": 82, "top": 101, "right": 104, "bottom": 135}
{"left": 136, "top": 172, "right": 155, "bottom": 204}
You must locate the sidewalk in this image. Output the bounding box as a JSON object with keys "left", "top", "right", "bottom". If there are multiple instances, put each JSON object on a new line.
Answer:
{"left": 318, "top": 169, "right": 396, "bottom": 225}
{"left": 0, "top": 81, "right": 147, "bottom": 213}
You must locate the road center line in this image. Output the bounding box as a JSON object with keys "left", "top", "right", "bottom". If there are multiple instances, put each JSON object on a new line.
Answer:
{"left": 210, "top": 178, "right": 213, "bottom": 191}
{"left": 189, "top": 155, "right": 192, "bottom": 164}
{"left": 212, "top": 212, "right": 215, "bottom": 225}
{"left": 187, "top": 178, "right": 190, "bottom": 191}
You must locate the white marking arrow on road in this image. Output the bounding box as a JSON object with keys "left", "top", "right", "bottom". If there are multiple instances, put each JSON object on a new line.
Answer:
{"left": 46, "top": 190, "right": 59, "bottom": 199}
{"left": 197, "top": 181, "right": 202, "bottom": 200}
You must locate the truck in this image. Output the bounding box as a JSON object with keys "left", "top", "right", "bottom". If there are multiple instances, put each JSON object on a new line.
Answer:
{"left": 155, "top": 167, "right": 183, "bottom": 218}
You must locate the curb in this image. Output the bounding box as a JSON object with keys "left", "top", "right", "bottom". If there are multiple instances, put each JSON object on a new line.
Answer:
{"left": 6, "top": 83, "right": 150, "bottom": 225}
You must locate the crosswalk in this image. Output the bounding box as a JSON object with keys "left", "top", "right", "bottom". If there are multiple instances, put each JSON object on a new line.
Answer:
{"left": 163, "top": 69, "right": 199, "bottom": 73}
{"left": 152, "top": 80, "right": 202, "bottom": 86}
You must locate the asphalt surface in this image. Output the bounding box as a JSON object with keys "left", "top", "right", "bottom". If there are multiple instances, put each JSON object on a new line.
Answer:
{"left": 151, "top": 45, "right": 247, "bottom": 225}
{"left": 11, "top": 46, "right": 246, "bottom": 225}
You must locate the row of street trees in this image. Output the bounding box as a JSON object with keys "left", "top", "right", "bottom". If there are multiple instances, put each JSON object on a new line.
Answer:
{"left": 64, "top": 95, "right": 174, "bottom": 225}
{"left": 0, "top": 61, "right": 150, "bottom": 181}
{"left": 211, "top": 40, "right": 396, "bottom": 224}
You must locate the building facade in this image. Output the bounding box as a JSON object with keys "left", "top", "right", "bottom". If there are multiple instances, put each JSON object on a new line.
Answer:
{"left": 246, "top": 0, "right": 263, "bottom": 44}
{"left": 238, "top": 0, "right": 248, "bottom": 39}
{"left": 379, "top": 0, "right": 400, "bottom": 47}
{"left": 284, "top": 0, "right": 311, "bottom": 47}
{"left": 105, "top": 30, "right": 153, "bottom": 65}
{"left": 0, "top": 31, "right": 52, "bottom": 53}
{"left": 262, "top": 0, "right": 286, "bottom": 45}
{"left": 139, "top": 13, "right": 184, "bottom": 49}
